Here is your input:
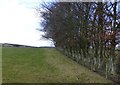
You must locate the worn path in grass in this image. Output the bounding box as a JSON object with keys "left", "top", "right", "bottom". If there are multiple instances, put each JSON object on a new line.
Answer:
{"left": 2, "top": 47, "right": 113, "bottom": 83}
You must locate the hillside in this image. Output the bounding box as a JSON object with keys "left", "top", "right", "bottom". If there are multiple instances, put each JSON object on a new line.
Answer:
{"left": 2, "top": 47, "right": 113, "bottom": 83}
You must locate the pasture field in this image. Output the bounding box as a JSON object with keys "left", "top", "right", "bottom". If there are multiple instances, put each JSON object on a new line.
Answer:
{"left": 0, "top": 45, "right": 2, "bottom": 84}
{"left": 2, "top": 47, "right": 113, "bottom": 83}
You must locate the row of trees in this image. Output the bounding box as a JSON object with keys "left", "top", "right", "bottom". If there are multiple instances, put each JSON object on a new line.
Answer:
{"left": 38, "top": 1, "right": 120, "bottom": 80}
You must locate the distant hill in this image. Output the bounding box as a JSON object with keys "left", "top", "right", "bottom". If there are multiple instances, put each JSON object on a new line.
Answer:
{"left": 1, "top": 43, "right": 55, "bottom": 48}
{"left": 1, "top": 43, "right": 38, "bottom": 48}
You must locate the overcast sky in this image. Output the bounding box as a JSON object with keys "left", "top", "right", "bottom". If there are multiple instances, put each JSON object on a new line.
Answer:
{"left": 0, "top": 0, "right": 54, "bottom": 47}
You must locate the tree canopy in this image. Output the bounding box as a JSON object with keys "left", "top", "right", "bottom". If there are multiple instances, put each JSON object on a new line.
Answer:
{"left": 38, "top": 1, "right": 120, "bottom": 82}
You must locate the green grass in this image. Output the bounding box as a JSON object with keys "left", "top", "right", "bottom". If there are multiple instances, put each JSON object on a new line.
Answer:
{"left": 2, "top": 47, "right": 113, "bottom": 83}
{"left": 0, "top": 46, "right": 2, "bottom": 84}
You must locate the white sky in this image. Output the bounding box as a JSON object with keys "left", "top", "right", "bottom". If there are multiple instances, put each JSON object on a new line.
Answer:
{"left": 0, "top": 0, "right": 54, "bottom": 47}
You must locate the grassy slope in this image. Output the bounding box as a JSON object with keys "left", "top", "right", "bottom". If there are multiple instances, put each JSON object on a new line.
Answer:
{"left": 0, "top": 46, "right": 2, "bottom": 84}
{"left": 2, "top": 47, "right": 113, "bottom": 83}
